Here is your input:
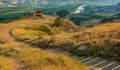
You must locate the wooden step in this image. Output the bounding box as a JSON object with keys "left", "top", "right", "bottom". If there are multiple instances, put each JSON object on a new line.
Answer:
{"left": 103, "top": 62, "right": 119, "bottom": 70}
{"left": 72, "top": 56, "right": 120, "bottom": 70}
{"left": 102, "top": 62, "right": 116, "bottom": 70}
{"left": 111, "top": 65, "right": 120, "bottom": 70}
{"left": 86, "top": 58, "right": 104, "bottom": 66}
{"left": 84, "top": 57, "right": 100, "bottom": 64}
{"left": 78, "top": 57, "right": 86, "bottom": 60}
{"left": 95, "top": 60, "right": 111, "bottom": 68}
{"left": 80, "top": 57, "right": 94, "bottom": 63}
{"left": 91, "top": 60, "right": 107, "bottom": 67}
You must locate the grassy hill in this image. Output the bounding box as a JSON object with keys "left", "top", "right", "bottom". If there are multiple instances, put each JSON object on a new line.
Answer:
{"left": 0, "top": 17, "right": 87, "bottom": 70}
{"left": 11, "top": 16, "right": 120, "bottom": 61}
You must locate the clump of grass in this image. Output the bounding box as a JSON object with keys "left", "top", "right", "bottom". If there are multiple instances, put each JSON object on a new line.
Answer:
{"left": 11, "top": 28, "right": 45, "bottom": 43}
{"left": 0, "top": 47, "right": 19, "bottom": 57}
{"left": 54, "top": 17, "right": 63, "bottom": 27}
{"left": 32, "top": 26, "right": 53, "bottom": 35}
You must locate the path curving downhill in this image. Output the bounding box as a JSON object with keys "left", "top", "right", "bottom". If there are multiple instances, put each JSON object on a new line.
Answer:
{"left": 0, "top": 22, "right": 120, "bottom": 70}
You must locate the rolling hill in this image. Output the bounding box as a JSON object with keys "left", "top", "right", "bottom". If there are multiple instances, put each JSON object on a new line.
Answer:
{"left": 10, "top": 14, "right": 120, "bottom": 61}
{"left": 98, "top": 2, "right": 120, "bottom": 14}
{"left": 0, "top": 1, "right": 120, "bottom": 70}
{"left": 0, "top": 10, "right": 119, "bottom": 69}
{"left": 0, "top": 14, "right": 87, "bottom": 70}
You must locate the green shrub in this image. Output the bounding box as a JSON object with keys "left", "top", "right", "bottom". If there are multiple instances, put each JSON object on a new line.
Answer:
{"left": 32, "top": 26, "right": 53, "bottom": 35}
{"left": 54, "top": 17, "right": 63, "bottom": 27}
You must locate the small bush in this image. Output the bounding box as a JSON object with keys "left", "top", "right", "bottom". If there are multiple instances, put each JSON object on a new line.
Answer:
{"left": 32, "top": 26, "right": 53, "bottom": 35}
{"left": 54, "top": 17, "right": 63, "bottom": 27}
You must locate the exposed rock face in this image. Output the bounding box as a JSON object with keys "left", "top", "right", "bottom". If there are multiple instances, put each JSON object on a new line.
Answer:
{"left": 78, "top": 45, "right": 89, "bottom": 51}
{"left": 100, "top": 51, "right": 104, "bottom": 54}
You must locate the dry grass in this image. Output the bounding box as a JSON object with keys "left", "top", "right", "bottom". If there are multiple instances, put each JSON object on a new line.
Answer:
{"left": 0, "top": 17, "right": 87, "bottom": 70}
{"left": 0, "top": 56, "right": 13, "bottom": 70}
{"left": 11, "top": 28, "right": 45, "bottom": 42}
{"left": 11, "top": 18, "right": 120, "bottom": 60}
{"left": 0, "top": 46, "right": 87, "bottom": 70}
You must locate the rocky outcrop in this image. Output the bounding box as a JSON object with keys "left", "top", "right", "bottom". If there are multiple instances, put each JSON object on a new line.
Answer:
{"left": 78, "top": 45, "right": 89, "bottom": 51}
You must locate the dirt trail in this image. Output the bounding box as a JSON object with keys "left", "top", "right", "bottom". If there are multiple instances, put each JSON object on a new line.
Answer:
{"left": 0, "top": 22, "right": 68, "bottom": 70}
{"left": 0, "top": 22, "right": 72, "bottom": 70}
{"left": 9, "top": 57, "right": 24, "bottom": 70}
{"left": 0, "top": 24, "right": 27, "bottom": 70}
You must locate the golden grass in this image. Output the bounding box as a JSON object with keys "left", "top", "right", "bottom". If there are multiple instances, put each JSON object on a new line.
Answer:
{"left": 11, "top": 18, "right": 120, "bottom": 60}
{"left": 17, "top": 47, "right": 86, "bottom": 70}
{"left": 73, "top": 22, "right": 120, "bottom": 47}
{"left": 0, "top": 46, "right": 87, "bottom": 70}
{"left": 0, "top": 56, "right": 13, "bottom": 70}
{"left": 11, "top": 28, "right": 46, "bottom": 43}
{"left": 0, "top": 17, "right": 87, "bottom": 70}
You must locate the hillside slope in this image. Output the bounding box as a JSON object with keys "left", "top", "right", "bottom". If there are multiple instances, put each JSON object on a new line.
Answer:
{"left": 11, "top": 17, "right": 120, "bottom": 61}
{"left": 99, "top": 2, "right": 120, "bottom": 14}
{"left": 0, "top": 17, "right": 87, "bottom": 70}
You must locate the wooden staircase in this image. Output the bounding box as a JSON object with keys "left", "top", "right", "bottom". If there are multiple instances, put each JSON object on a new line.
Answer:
{"left": 72, "top": 56, "right": 120, "bottom": 70}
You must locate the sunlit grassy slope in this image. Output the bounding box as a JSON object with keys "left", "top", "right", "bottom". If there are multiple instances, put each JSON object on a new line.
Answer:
{"left": 11, "top": 16, "right": 120, "bottom": 60}
{"left": 0, "top": 16, "right": 87, "bottom": 70}
{"left": 0, "top": 46, "right": 86, "bottom": 70}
